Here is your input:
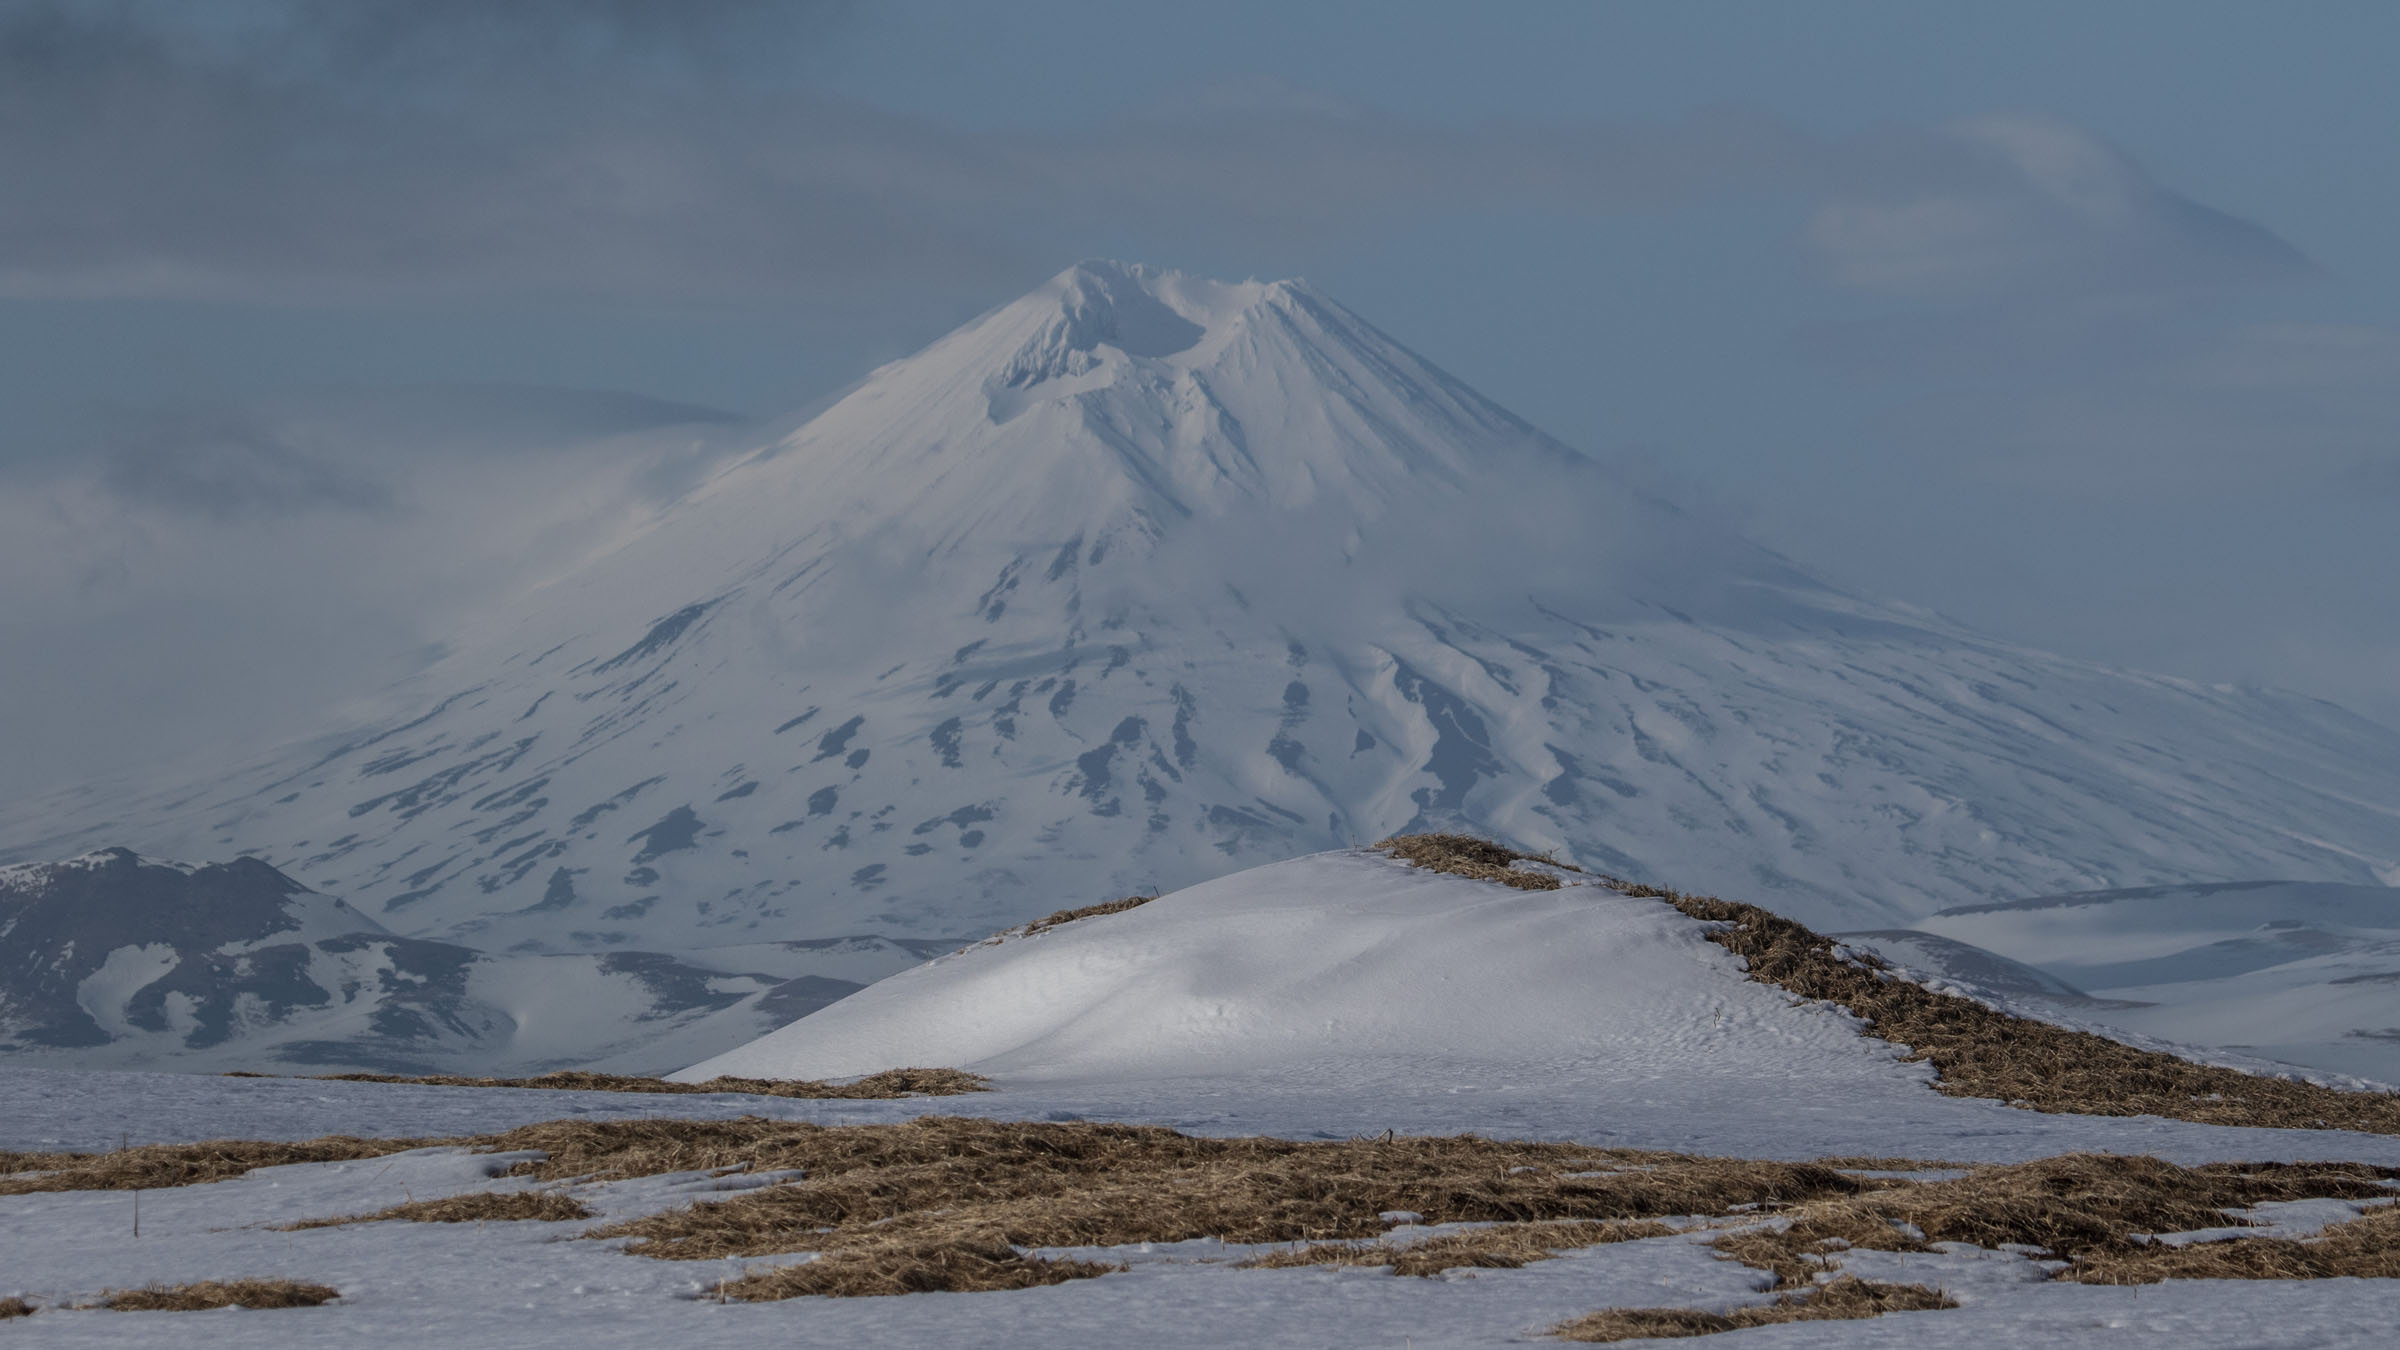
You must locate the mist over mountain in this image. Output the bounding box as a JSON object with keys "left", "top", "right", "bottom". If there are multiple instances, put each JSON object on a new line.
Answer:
{"left": 7, "top": 262, "right": 2400, "bottom": 985}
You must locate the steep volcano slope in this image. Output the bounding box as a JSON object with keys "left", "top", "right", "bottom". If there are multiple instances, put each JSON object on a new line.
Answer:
{"left": 6, "top": 261, "right": 2400, "bottom": 957}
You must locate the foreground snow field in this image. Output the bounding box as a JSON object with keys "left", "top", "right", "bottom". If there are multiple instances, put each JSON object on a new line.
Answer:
{"left": 7, "top": 1063, "right": 2400, "bottom": 1347}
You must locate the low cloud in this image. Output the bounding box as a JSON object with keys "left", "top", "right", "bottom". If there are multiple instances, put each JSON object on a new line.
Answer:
{"left": 0, "top": 6, "right": 2304, "bottom": 311}
{"left": 98, "top": 406, "right": 392, "bottom": 521}
{"left": 1811, "top": 116, "right": 2311, "bottom": 299}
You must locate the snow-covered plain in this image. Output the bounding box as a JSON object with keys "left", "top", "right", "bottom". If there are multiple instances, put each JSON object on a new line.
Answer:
{"left": 9, "top": 854, "right": 2400, "bottom": 1345}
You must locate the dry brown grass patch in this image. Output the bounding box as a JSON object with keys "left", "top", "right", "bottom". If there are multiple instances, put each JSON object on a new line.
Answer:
{"left": 1554, "top": 1277, "right": 1956, "bottom": 1342}
{"left": 1813, "top": 1155, "right": 1966, "bottom": 1172}
{"left": 1244, "top": 1219, "right": 1677, "bottom": 1277}
{"left": 1378, "top": 833, "right": 1579, "bottom": 891}
{"left": 0, "top": 1136, "right": 435, "bottom": 1196}
{"left": 721, "top": 1235, "right": 1117, "bottom": 1299}
{"left": 2069, "top": 1202, "right": 2400, "bottom": 1285}
{"left": 280, "top": 1188, "right": 593, "bottom": 1229}
{"left": 1706, "top": 1152, "right": 2399, "bottom": 1288}
{"left": 1011, "top": 894, "right": 1157, "bottom": 938}
{"left": 1617, "top": 876, "right": 2400, "bottom": 1134}
{"left": 574, "top": 1116, "right": 1872, "bottom": 1299}
{"left": 305, "top": 1067, "right": 988, "bottom": 1099}
{"left": 95, "top": 1279, "right": 339, "bottom": 1311}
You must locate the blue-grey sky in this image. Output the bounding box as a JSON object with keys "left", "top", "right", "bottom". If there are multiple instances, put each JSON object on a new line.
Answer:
{"left": 3, "top": 0, "right": 2397, "bottom": 795}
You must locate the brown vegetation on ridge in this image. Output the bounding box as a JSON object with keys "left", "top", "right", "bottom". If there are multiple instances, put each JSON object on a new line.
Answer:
{"left": 1378, "top": 833, "right": 1579, "bottom": 890}
{"left": 1377, "top": 831, "right": 2400, "bottom": 1134}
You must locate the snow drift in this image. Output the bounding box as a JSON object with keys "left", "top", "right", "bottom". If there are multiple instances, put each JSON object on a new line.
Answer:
{"left": 675, "top": 849, "right": 1925, "bottom": 1095}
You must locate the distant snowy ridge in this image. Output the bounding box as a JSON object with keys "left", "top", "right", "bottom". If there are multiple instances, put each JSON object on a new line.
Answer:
{"left": 6, "top": 259, "right": 2400, "bottom": 971}
{"left": 1843, "top": 879, "right": 2400, "bottom": 1086}
{"left": 0, "top": 848, "right": 936, "bottom": 1074}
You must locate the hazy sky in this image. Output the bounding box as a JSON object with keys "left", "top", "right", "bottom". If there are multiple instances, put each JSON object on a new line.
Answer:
{"left": 3, "top": 0, "right": 2397, "bottom": 797}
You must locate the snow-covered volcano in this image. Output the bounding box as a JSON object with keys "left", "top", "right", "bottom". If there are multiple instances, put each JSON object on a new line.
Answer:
{"left": 8, "top": 261, "right": 2400, "bottom": 958}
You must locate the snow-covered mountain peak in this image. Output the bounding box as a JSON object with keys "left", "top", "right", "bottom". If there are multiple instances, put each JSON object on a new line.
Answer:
{"left": 10, "top": 261, "right": 2400, "bottom": 977}
{"left": 674, "top": 260, "right": 1540, "bottom": 564}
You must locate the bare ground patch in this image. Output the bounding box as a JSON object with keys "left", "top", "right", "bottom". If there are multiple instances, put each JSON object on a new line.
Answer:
{"left": 280, "top": 1189, "right": 593, "bottom": 1229}
{"left": 93, "top": 1279, "right": 339, "bottom": 1311}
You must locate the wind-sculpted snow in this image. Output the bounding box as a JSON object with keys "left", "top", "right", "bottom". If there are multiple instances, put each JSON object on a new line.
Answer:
{"left": 6, "top": 259, "right": 2400, "bottom": 983}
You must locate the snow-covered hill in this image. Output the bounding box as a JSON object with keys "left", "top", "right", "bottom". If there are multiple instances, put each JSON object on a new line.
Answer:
{"left": 7, "top": 260, "right": 2400, "bottom": 967}
{"left": 677, "top": 848, "right": 1922, "bottom": 1095}
{"left": 1845, "top": 881, "right": 2400, "bottom": 1084}
{"left": 0, "top": 849, "right": 932, "bottom": 1074}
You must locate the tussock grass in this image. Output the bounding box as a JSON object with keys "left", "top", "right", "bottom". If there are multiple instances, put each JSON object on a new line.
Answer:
{"left": 0, "top": 1136, "right": 434, "bottom": 1196}
{"left": 1630, "top": 878, "right": 2400, "bottom": 1134}
{"left": 1378, "top": 833, "right": 1579, "bottom": 891}
{"left": 721, "top": 1237, "right": 1118, "bottom": 1299}
{"left": 306, "top": 1067, "right": 989, "bottom": 1099}
{"left": 2069, "top": 1203, "right": 2400, "bottom": 1285}
{"left": 1554, "top": 1277, "right": 1955, "bottom": 1342}
{"left": 577, "top": 1116, "right": 1873, "bottom": 1299}
{"left": 95, "top": 1279, "right": 339, "bottom": 1311}
{"left": 1014, "top": 894, "right": 1157, "bottom": 937}
{"left": 280, "top": 1189, "right": 593, "bottom": 1230}
{"left": 0, "top": 1296, "right": 33, "bottom": 1319}
{"left": 1243, "top": 1219, "right": 1677, "bottom": 1277}
{"left": 1703, "top": 1152, "right": 2398, "bottom": 1288}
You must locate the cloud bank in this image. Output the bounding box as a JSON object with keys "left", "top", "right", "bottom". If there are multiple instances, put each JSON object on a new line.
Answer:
{"left": 0, "top": 4, "right": 2310, "bottom": 307}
